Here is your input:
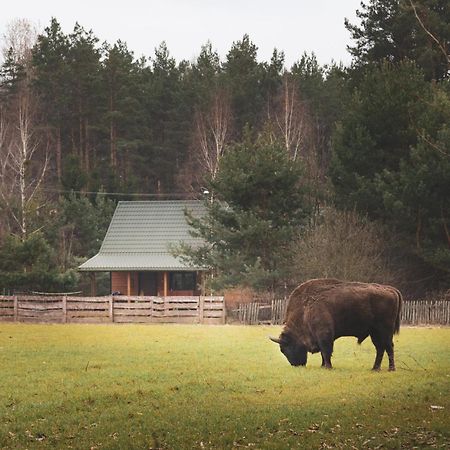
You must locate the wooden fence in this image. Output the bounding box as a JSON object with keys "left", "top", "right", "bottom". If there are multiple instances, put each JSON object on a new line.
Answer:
{"left": 1, "top": 296, "right": 448, "bottom": 326}
{"left": 0, "top": 295, "right": 225, "bottom": 325}
{"left": 231, "top": 299, "right": 450, "bottom": 326}
{"left": 231, "top": 299, "right": 288, "bottom": 325}
{"left": 401, "top": 300, "right": 450, "bottom": 326}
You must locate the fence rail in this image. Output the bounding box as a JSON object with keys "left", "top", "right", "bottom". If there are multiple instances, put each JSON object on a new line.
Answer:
{"left": 401, "top": 300, "right": 450, "bottom": 325}
{"left": 1, "top": 296, "right": 448, "bottom": 326}
{"left": 231, "top": 299, "right": 450, "bottom": 326}
{"left": 0, "top": 295, "right": 225, "bottom": 325}
{"left": 232, "top": 299, "right": 288, "bottom": 325}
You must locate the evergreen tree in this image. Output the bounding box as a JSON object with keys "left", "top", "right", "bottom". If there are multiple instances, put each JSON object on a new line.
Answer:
{"left": 261, "top": 48, "right": 285, "bottom": 116}
{"left": 42, "top": 193, "right": 116, "bottom": 273}
{"left": 0, "top": 48, "right": 26, "bottom": 94}
{"left": 101, "top": 41, "right": 146, "bottom": 189}
{"left": 345, "top": 0, "right": 450, "bottom": 81}
{"left": 331, "top": 60, "right": 449, "bottom": 277}
{"left": 0, "top": 233, "right": 77, "bottom": 293}
{"left": 377, "top": 81, "right": 450, "bottom": 273}
{"left": 177, "top": 134, "right": 311, "bottom": 292}
{"left": 141, "top": 42, "right": 190, "bottom": 192}
{"left": 189, "top": 42, "right": 223, "bottom": 107}
{"left": 67, "top": 23, "right": 102, "bottom": 174}
{"left": 224, "top": 35, "right": 265, "bottom": 135}
{"left": 330, "top": 60, "right": 429, "bottom": 216}
{"left": 291, "top": 53, "right": 350, "bottom": 171}
{"left": 32, "top": 18, "right": 71, "bottom": 181}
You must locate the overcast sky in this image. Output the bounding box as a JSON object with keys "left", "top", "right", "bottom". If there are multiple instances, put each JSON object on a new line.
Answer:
{"left": 2, "top": 0, "right": 362, "bottom": 67}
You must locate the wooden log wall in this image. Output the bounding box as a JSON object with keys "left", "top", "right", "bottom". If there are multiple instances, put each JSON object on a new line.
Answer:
{"left": 0, "top": 295, "right": 225, "bottom": 325}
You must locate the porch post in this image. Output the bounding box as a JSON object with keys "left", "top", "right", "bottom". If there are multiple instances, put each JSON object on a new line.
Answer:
{"left": 127, "top": 272, "right": 131, "bottom": 297}
{"left": 90, "top": 272, "right": 97, "bottom": 296}
{"left": 199, "top": 271, "right": 206, "bottom": 296}
{"left": 163, "top": 271, "right": 168, "bottom": 297}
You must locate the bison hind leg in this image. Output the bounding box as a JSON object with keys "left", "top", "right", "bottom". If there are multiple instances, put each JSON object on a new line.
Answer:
{"left": 319, "top": 341, "right": 334, "bottom": 369}
{"left": 370, "top": 330, "right": 396, "bottom": 371}
{"left": 386, "top": 340, "right": 396, "bottom": 371}
{"left": 370, "top": 332, "right": 385, "bottom": 371}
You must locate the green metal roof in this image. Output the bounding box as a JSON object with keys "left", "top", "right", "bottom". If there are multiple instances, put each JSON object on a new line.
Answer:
{"left": 78, "top": 200, "right": 207, "bottom": 272}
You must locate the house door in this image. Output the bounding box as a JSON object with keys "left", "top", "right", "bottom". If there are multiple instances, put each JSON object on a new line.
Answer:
{"left": 138, "top": 272, "right": 157, "bottom": 296}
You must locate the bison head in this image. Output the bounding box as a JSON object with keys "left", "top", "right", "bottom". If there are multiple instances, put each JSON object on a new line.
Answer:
{"left": 270, "top": 330, "right": 308, "bottom": 366}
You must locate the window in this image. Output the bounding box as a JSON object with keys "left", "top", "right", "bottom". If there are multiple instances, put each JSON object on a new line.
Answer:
{"left": 170, "top": 272, "right": 196, "bottom": 291}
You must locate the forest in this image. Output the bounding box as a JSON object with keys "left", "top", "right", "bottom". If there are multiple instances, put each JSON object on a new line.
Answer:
{"left": 0, "top": 0, "right": 448, "bottom": 298}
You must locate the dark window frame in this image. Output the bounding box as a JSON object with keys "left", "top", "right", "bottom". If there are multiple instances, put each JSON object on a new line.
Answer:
{"left": 169, "top": 272, "right": 197, "bottom": 291}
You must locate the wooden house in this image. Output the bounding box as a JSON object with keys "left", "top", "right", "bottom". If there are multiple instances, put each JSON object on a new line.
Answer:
{"left": 78, "top": 200, "right": 207, "bottom": 296}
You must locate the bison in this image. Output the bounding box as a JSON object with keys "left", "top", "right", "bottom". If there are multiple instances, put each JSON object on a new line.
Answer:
{"left": 270, "top": 278, "right": 403, "bottom": 371}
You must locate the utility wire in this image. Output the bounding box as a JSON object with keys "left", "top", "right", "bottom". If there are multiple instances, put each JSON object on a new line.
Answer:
{"left": 41, "top": 188, "right": 197, "bottom": 198}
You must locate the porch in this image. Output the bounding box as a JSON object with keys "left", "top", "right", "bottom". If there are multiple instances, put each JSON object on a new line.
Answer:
{"left": 108, "top": 270, "right": 203, "bottom": 297}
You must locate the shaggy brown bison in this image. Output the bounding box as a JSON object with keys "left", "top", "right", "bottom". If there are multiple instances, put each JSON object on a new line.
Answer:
{"left": 270, "top": 278, "right": 403, "bottom": 370}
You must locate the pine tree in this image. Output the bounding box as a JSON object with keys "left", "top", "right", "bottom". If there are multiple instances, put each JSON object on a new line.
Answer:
{"left": 32, "top": 18, "right": 71, "bottom": 181}
{"left": 330, "top": 60, "right": 429, "bottom": 216}
{"left": 224, "top": 35, "right": 265, "bottom": 136}
{"left": 177, "top": 134, "right": 311, "bottom": 292}
{"left": 67, "top": 23, "right": 102, "bottom": 174}
{"left": 345, "top": 0, "right": 450, "bottom": 81}
{"left": 101, "top": 40, "right": 146, "bottom": 187}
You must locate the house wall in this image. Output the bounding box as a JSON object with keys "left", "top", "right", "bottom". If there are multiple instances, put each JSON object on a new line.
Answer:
{"left": 111, "top": 271, "right": 202, "bottom": 296}
{"left": 156, "top": 273, "right": 164, "bottom": 296}
{"left": 111, "top": 272, "right": 138, "bottom": 295}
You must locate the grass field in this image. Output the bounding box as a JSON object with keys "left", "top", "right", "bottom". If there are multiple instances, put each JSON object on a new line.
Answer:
{"left": 0, "top": 324, "right": 449, "bottom": 449}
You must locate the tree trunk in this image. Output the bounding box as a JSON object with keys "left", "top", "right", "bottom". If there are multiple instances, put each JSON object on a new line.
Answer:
{"left": 109, "top": 92, "right": 117, "bottom": 171}
{"left": 56, "top": 126, "right": 62, "bottom": 181}
{"left": 84, "top": 118, "right": 90, "bottom": 173}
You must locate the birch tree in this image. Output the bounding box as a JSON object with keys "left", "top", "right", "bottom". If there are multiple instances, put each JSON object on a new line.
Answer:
{"left": 271, "top": 73, "right": 325, "bottom": 198}
{"left": 1, "top": 18, "right": 38, "bottom": 67}
{"left": 193, "top": 89, "right": 231, "bottom": 181}
{"left": 272, "top": 73, "right": 309, "bottom": 162}
{"left": 0, "top": 92, "right": 49, "bottom": 240}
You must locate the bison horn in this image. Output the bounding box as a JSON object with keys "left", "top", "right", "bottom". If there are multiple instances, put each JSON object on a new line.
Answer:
{"left": 269, "top": 336, "right": 282, "bottom": 344}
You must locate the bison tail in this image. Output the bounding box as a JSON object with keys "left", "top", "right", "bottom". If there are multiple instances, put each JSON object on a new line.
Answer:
{"left": 357, "top": 336, "right": 367, "bottom": 345}
{"left": 394, "top": 288, "right": 403, "bottom": 334}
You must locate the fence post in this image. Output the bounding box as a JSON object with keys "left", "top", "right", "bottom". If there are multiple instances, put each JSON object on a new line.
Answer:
{"left": 109, "top": 296, "right": 114, "bottom": 322}
{"left": 199, "top": 296, "right": 205, "bottom": 324}
{"left": 13, "top": 295, "right": 18, "bottom": 322}
{"left": 149, "top": 296, "right": 154, "bottom": 322}
{"left": 62, "top": 295, "right": 67, "bottom": 323}
{"left": 221, "top": 297, "right": 226, "bottom": 324}
{"left": 164, "top": 296, "right": 169, "bottom": 319}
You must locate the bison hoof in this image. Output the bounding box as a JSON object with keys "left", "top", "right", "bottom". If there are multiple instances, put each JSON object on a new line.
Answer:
{"left": 388, "top": 367, "right": 396, "bottom": 372}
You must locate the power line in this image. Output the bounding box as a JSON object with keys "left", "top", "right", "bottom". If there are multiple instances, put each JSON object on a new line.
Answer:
{"left": 41, "top": 188, "right": 197, "bottom": 198}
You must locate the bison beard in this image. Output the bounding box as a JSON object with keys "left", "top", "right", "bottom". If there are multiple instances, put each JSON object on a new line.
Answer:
{"left": 270, "top": 279, "right": 403, "bottom": 371}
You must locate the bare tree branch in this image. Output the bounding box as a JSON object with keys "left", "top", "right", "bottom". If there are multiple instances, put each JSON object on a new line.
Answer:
{"left": 1, "top": 19, "right": 38, "bottom": 66}
{"left": 273, "top": 74, "right": 308, "bottom": 161}
{"left": 416, "top": 128, "right": 450, "bottom": 157}
{"left": 0, "top": 90, "right": 48, "bottom": 239}
{"left": 409, "top": 0, "right": 450, "bottom": 70}
{"left": 194, "top": 89, "right": 231, "bottom": 181}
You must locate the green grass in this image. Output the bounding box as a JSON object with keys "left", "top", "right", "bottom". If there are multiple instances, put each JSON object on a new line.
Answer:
{"left": 0, "top": 324, "right": 449, "bottom": 449}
